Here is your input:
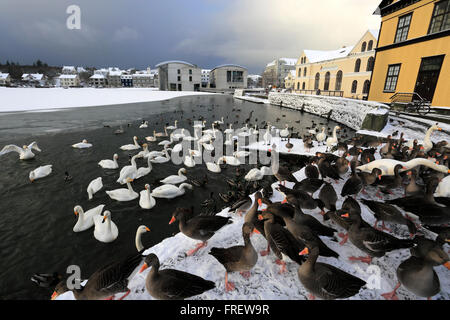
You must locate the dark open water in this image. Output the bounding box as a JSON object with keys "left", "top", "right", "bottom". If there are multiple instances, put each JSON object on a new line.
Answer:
{"left": 0, "top": 94, "right": 354, "bottom": 299}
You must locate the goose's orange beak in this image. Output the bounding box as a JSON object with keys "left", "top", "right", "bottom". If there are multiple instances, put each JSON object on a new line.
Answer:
{"left": 169, "top": 216, "right": 176, "bottom": 225}
{"left": 51, "top": 291, "right": 58, "bottom": 300}
{"left": 258, "top": 214, "right": 264, "bottom": 220}
{"left": 252, "top": 228, "right": 260, "bottom": 234}
{"left": 341, "top": 213, "right": 349, "bottom": 218}
{"left": 257, "top": 199, "right": 262, "bottom": 206}
{"left": 139, "top": 263, "right": 148, "bottom": 273}
{"left": 299, "top": 247, "right": 309, "bottom": 256}
{"left": 281, "top": 198, "right": 288, "bottom": 204}
{"left": 444, "top": 262, "right": 450, "bottom": 270}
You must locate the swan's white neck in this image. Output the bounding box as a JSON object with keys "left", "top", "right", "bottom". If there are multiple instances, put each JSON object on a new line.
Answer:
{"left": 127, "top": 182, "right": 134, "bottom": 193}
{"left": 135, "top": 229, "right": 145, "bottom": 252}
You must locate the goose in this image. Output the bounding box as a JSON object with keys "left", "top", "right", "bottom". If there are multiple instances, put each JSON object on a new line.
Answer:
{"left": 151, "top": 183, "right": 193, "bottom": 199}
{"left": 139, "top": 253, "right": 215, "bottom": 300}
{"left": 139, "top": 120, "right": 148, "bottom": 129}
{"left": 87, "top": 177, "right": 103, "bottom": 200}
{"left": 29, "top": 165, "right": 52, "bottom": 182}
{"left": 150, "top": 147, "right": 171, "bottom": 163}
{"left": 184, "top": 151, "right": 196, "bottom": 168}
{"left": 73, "top": 204, "right": 105, "bottom": 232}
{"left": 93, "top": 210, "right": 118, "bottom": 243}
{"left": 0, "top": 141, "right": 41, "bottom": 160}
{"left": 166, "top": 120, "right": 178, "bottom": 130}
{"left": 106, "top": 179, "right": 139, "bottom": 202}
{"left": 280, "top": 124, "right": 290, "bottom": 141}
{"left": 326, "top": 126, "right": 340, "bottom": 151}
{"left": 209, "top": 223, "right": 258, "bottom": 292}
{"left": 145, "top": 131, "right": 158, "bottom": 142}
{"left": 206, "top": 161, "right": 221, "bottom": 173}
{"left": 405, "top": 123, "right": 442, "bottom": 152}
{"left": 135, "top": 225, "right": 151, "bottom": 252}
{"left": 135, "top": 156, "right": 153, "bottom": 180}
{"left": 316, "top": 127, "right": 326, "bottom": 145}
{"left": 117, "top": 154, "right": 142, "bottom": 184}
{"left": 356, "top": 158, "right": 450, "bottom": 176}
{"left": 154, "top": 126, "right": 168, "bottom": 137}
{"left": 98, "top": 154, "right": 119, "bottom": 169}
{"left": 160, "top": 168, "right": 187, "bottom": 184}
{"left": 120, "top": 136, "right": 140, "bottom": 151}
{"left": 139, "top": 184, "right": 156, "bottom": 210}
{"left": 137, "top": 143, "right": 150, "bottom": 157}
{"left": 72, "top": 139, "right": 92, "bottom": 149}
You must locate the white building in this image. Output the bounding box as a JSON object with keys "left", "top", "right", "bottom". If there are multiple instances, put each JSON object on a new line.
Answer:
{"left": 132, "top": 73, "right": 153, "bottom": 87}
{"left": 209, "top": 64, "right": 248, "bottom": 90}
{"left": 59, "top": 74, "right": 80, "bottom": 87}
{"left": 262, "top": 58, "right": 297, "bottom": 88}
{"left": 156, "top": 60, "right": 201, "bottom": 91}
{"left": 0, "top": 73, "right": 11, "bottom": 85}
{"left": 201, "top": 69, "right": 211, "bottom": 87}
{"left": 89, "top": 74, "right": 107, "bottom": 87}
{"left": 22, "top": 73, "right": 46, "bottom": 86}
{"left": 62, "top": 66, "right": 77, "bottom": 75}
{"left": 77, "top": 67, "right": 87, "bottom": 73}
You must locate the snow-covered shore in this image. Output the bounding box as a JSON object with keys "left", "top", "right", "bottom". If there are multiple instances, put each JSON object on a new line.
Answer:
{"left": 0, "top": 87, "right": 217, "bottom": 113}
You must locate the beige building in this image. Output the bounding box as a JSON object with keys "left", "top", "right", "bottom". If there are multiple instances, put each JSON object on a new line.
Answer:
{"left": 209, "top": 64, "right": 248, "bottom": 90}
{"left": 284, "top": 70, "right": 296, "bottom": 90}
{"left": 59, "top": 74, "right": 80, "bottom": 87}
{"left": 293, "top": 30, "right": 378, "bottom": 100}
{"left": 262, "top": 58, "right": 297, "bottom": 88}
{"left": 156, "top": 60, "right": 201, "bottom": 91}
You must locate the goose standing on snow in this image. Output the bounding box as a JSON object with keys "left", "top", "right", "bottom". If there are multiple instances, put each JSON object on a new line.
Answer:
{"left": 73, "top": 205, "right": 105, "bottom": 232}
{"left": 316, "top": 127, "right": 326, "bottom": 146}
{"left": 106, "top": 179, "right": 139, "bottom": 202}
{"left": 120, "top": 136, "right": 141, "bottom": 151}
{"left": 93, "top": 211, "right": 118, "bottom": 243}
{"left": 160, "top": 168, "right": 187, "bottom": 184}
{"left": 356, "top": 158, "right": 450, "bottom": 176}
{"left": 98, "top": 154, "right": 119, "bottom": 169}
{"left": 151, "top": 183, "right": 193, "bottom": 199}
{"left": 0, "top": 141, "right": 41, "bottom": 160}
{"left": 405, "top": 123, "right": 442, "bottom": 153}
{"left": 29, "top": 165, "right": 52, "bottom": 182}
{"left": 139, "top": 184, "right": 156, "bottom": 210}
{"left": 87, "top": 177, "right": 103, "bottom": 200}
{"left": 72, "top": 139, "right": 93, "bottom": 149}
{"left": 326, "top": 126, "right": 340, "bottom": 151}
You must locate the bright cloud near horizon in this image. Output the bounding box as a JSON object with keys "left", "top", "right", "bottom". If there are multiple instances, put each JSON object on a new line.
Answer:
{"left": 0, "top": 0, "right": 381, "bottom": 74}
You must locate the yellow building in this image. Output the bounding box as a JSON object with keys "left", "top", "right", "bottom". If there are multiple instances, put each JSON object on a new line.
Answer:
{"left": 284, "top": 70, "right": 296, "bottom": 89}
{"left": 368, "top": 0, "right": 450, "bottom": 107}
{"left": 293, "top": 30, "right": 378, "bottom": 100}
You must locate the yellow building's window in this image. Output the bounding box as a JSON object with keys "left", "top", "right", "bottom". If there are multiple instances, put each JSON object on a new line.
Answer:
{"left": 428, "top": 0, "right": 450, "bottom": 34}
{"left": 384, "top": 64, "right": 401, "bottom": 92}
{"left": 394, "top": 13, "right": 412, "bottom": 43}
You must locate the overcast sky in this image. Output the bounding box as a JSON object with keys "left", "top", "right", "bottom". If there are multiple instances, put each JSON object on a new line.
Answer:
{"left": 0, "top": 0, "right": 381, "bottom": 74}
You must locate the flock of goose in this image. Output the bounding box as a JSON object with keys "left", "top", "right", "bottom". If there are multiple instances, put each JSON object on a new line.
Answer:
{"left": 2, "top": 108, "right": 450, "bottom": 300}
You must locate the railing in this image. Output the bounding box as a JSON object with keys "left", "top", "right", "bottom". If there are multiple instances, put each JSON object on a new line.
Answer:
{"left": 390, "top": 92, "right": 426, "bottom": 104}
{"left": 389, "top": 92, "right": 431, "bottom": 115}
{"left": 294, "top": 89, "right": 344, "bottom": 97}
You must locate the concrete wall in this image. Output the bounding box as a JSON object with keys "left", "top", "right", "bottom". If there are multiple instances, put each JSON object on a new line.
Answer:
{"left": 210, "top": 66, "right": 248, "bottom": 90}
{"left": 158, "top": 63, "right": 201, "bottom": 91}
{"left": 268, "top": 92, "right": 389, "bottom": 130}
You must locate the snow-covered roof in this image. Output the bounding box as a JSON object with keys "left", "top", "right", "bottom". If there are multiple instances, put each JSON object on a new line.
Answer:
{"left": 266, "top": 60, "right": 276, "bottom": 67}
{"left": 59, "top": 74, "right": 78, "bottom": 79}
{"left": 304, "top": 46, "right": 354, "bottom": 63}
{"left": 22, "top": 73, "right": 44, "bottom": 81}
{"left": 90, "top": 74, "right": 106, "bottom": 79}
{"left": 0, "top": 73, "right": 10, "bottom": 79}
{"left": 77, "top": 67, "right": 87, "bottom": 73}
{"left": 155, "top": 60, "right": 196, "bottom": 68}
{"left": 210, "top": 64, "right": 248, "bottom": 72}
{"left": 108, "top": 70, "right": 122, "bottom": 76}
{"left": 62, "top": 66, "right": 76, "bottom": 71}
{"left": 132, "top": 73, "right": 152, "bottom": 78}
{"left": 248, "top": 74, "right": 261, "bottom": 81}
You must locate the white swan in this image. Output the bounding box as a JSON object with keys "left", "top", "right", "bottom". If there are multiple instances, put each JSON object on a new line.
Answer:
{"left": 184, "top": 151, "right": 196, "bottom": 168}
{"left": 150, "top": 147, "right": 171, "bottom": 163}
{"left": 160, "top": 168, "right": 187, "bottom": 184}
{"left": 137, "top": 143, "right": 150, "bottom": 158}
{"left": 139, "top": 120, "right": 148, "bottom": 129}
{"left": 145, "top": 145, "right": 168, "bottom": 159}
{"left": 120, "top": 136, "right": 141, "bottom": 151}
{"left": 154, "top": 126, "right": 168, "bottom": 137}
{"left": 139, "top": 184, "right": 156, "bottom": 210}
{"left": 316, "top": 127, "right": 326, "bottom": 145}
{"left": 263, "top": 124, "right": 272, "bottom": 145}
{"left": 214, "top": 116, "right": 224, "bottom": 125}
{"left": 29, "top": 165, "right": 52, "bottom": 182}
{"left": 202, "top": 139, "right": 215, "bottom": 151}
{"left": 158, "top": 135, "right": 173, "bottom": 147}
{"left": 171, "top": 142, "right": 183, "bottom": 153}
{"left": 326, "top": 126, "right": 340, "bottom": 150}
{"left": 0, "top": 141, "right": 41, "bottom": 160}
{"left": 193, "top": 120, "right": 206, "bottom": 129}
{"left": 405, "top": 123, "right": 442, "bottom": 152}
{"left": 87, "top": 177, "right": 103, "bottom": 200}
{"left": 117, "top": 154, "right": 142, "bottom": 184}
{"left": 98, "top": 154, "right": 119, "bottom": 169}
{"left": 73, "top": 204, "right": 105, "bottom": 232}
{"left": 244, "top": 166, "right": 272, "bottom": 181}
{"left": 166, "top": 120, "right": 178, "bottom": 130}
{"left": 106, "top": 179, "right": 139, "bottom": 201}
{"left": 356, "top": 158, "right": 450, "bottom": 176}
{"left": 135, "top": 156, "right": 153, "bottom": 180}
{"left": 280, "top": 124, "right": 289, "bottom": 140}
{"left": 146, "top": 131, "right": 158, "bottom": 142}
{"left": 93, "top": 210, "right": 118, "bottom": 243}
{"left": 135, "top": 225, "right": 150, "bottom": 251}
{"left": 434, "top": 175, "right": 450, "bottom": 197}
{"left": 72, "top": 139, "right": 92, "bottom": 149}
{"left": 171, "top": 128, "right": 186, "bottom": 141}
{"left": 151, "top": 183, "right": 193, "bottom": 199}
{"left": 234, "top": 140, "right": 250, "bottom": 157}
{"left": 182, "top": 129, "right": 198, "bottom": 142}
{"left": 220, "top": 155, "right": 241, "bottom": 166}
{"left": 206, "top": 161, "right": 221, "bottom": 173}
{"left": 224, "top": 124, "right": 234, "bottom": 134}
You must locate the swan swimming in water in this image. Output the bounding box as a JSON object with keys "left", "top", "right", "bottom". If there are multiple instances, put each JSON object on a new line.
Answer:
{"left": 87, "top": 177, "right": 103, "bottom": 200}
{"left": 135, "top": 157, "right": 153, "bottom": 180}
{"left": 106, "top": 179, "right": 139, "bottom": 202}
{"left": 29, "top": 165, "right": 52, "bottom": 182}
{"left": 120, "top": 136, "right": 141, "bottom": 151}
{"left": 139, "top": 184, "right": 156, "bottom": 210}
{"left": 117, "top": 154, "right": 142, "bottom": 184}
{"left": 93, "top": 210, "right": 118, "bottom": 243}
{"left": 73, "top": 204, "right": 105, "bottom": 232}
{"left": 0, "top": 141, "right": 41, "bottom": 160}
{"left": 72, "top": 139, "right": 93, "bottom": 149}
{"left": 160, "top": 168, "right": 187, "bottom": 184}
{"left": 98, "top": 154, "right": 119, "bottom": 169}
{"left": 151, "top": 183, "right": 193, "bottom": 199}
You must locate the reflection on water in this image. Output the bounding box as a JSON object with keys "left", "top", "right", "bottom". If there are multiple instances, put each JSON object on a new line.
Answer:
{"left": 0, "top": 95, "right": 354, "bottom": 299}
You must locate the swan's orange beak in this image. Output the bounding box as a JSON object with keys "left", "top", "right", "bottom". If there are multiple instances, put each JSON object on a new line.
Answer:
{"left": 444, "top": 262, "right": 450, "bottom": 270}
{"left": 341, "top": 213, "right": 350, "bottom": 218}
{"left": 281, "top": 198, "right": 288, "bottom": 204}
{"left": 169, "top": 216, "right": 176, "bottom": 224}
{"left": 51, "top": 291, "right": 58, "bottom": 300}
{"left": 299, "top": 248, "right": 309, "bottom": 256}
{"left": 438, "top": 127, "right": 442, "bottom": 131}
{"left": 145, "top": 227, "right": 150, "bottom": 232}
{"left": 74, "top": 211, "right": 78, "bottom": 216}
{"left": 139, "top": 263, "right": 148, "bottom": 273}
{"left": 102, "top": 216, "right": 107, "bottom": 223}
